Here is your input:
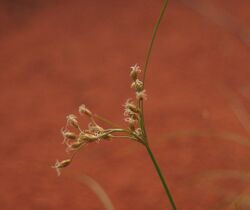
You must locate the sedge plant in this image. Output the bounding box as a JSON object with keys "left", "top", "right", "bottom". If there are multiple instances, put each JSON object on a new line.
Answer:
{"left": 52, "top": 0, "right": 177, "bottom": 209}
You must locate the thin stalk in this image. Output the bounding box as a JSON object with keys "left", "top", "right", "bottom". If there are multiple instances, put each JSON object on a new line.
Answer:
{"left": 139, "top": 0, "right": 177, "bottom": 208}
{"left": 142, "top": 0, "right": 169, "bottom": 86}
{"left": 145, "top": 143, "right": 177, "bottom": 210}
{"left": 139, "top": 100, "right": 148, "bottom": 143}
{"left": 140, "top": 0, "right": 169, "bottom": 143}
{"left": 93, "top": 114, "right": 121, "bottom": 128}
{"left": 106, "top": 128, "right": 144, "bottom": 144}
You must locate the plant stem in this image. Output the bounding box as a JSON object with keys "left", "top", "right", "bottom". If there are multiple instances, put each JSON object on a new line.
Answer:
{"left": 140, "top": 0, "right": 170, "bottom": 142}
{"left": 139, "top": 0, "right": 177, "bottom": 209}
{"left": 145, "top": 143, "right": 177, "bottom": 210}
{"left": 142, "top": 0, "right": 169, "bottom": 86}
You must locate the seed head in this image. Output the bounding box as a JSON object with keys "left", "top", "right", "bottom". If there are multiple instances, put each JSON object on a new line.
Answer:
{"left": 131, "top": 79, "right": 144, "bottom": 92}
{"left": 125, "top": 117, "right": 136, "bottom": 131}
{"left": 61, "top": 130, "right": 77, "bottom": 140}
{"left": 79, "top": 132, "right": 98, "bottom": 142}
{"left": 79, "top": 104, "right": 92, "bottom": 117}
{"left": 136, "top": 90, "right": 147, "bottom": 101}
{"left": 70, "top": 141, "right": 84, "bottom": 149}
{"left": 130, "top": 64, "right": 141, "bottom": 81}
{"left": 66, "top": 141, "right": 85, "bottom": 153}
{"left": 66, "top": 114, "right": 79, "bottom": 128}
{"left": 124, "top": 99, "right": 140, "bottom": 116}
{"left": 52, "top": 159, "right": 71, "bottom": 176}
{"left": 88, "top": 122, "right": 104, "bottom": 135}
{"left": 134, "top": 128, "right": 143, "bottom": 138}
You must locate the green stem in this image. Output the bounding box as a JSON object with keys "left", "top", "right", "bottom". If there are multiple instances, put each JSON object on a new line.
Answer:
{"left": 142, "top": 0, "right": 169, "bottom": 86}
{"left": 140, "top": 0, "right": 170, "bottom": 149}
{"left": 145, "top": 143, "right": 177, "bottom": 210}
{"left": 139, "top": 0, "right": 177, "bottom": 208}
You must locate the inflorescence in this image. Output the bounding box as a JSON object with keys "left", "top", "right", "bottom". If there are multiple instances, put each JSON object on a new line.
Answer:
{"left": 52, "top": 64, "right": 147, "bottom": 176}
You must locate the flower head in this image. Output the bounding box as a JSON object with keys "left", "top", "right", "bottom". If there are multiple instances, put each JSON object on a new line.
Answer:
{"left": 125, "top": 117, "right": 136, "bottom": 130}
{"left": 61, "top": 128, "right": 77, "bottom": 143}
{"left": 131, "top": 79, "right": 144, "bottom": 92}
{"left": 52, "top": 159, "right": 71, "bottom": 176}
{"left": 79, "top": 104, "right": 92, "bottom": 117}
{"left": 53, "top": 63, "right": 147, "bottom": 176}
{"left": 124, "top": 99, "right": 139, "bottom": 116}
{"left": 134, "top": 128, "right": 143, "bottom": 138}
{"left": 88, "top": 122, "right": 104, "bottom": 135}
{"left": 136, "top": 90, "right": 147, "bottom": 101}
{"left": 66, "top": 114, "right": 79, "bottom": 128}
{"left": 66, "top": 141, "right": 85, "bottom": 153}
{"left": 130, "top": 64, "right": 141, "bottom": 81}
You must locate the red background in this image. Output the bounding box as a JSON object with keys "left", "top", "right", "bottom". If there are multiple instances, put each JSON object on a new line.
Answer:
{"left": 1, "top": 0, "right": 250, "bottom": 209}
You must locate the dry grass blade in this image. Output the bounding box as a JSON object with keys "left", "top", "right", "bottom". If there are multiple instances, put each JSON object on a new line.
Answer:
{"left": 195, "top": 170, "right": 250, "bottom": 210}
{"left": 162, "top": 129, "right": 250, "bottom": 147}
{"left": 197, "top": 170, "right": 250, "bottom": 182}
{"left": 239, "top": 85, "right": 250, "bottom": 101}
{"left": 78, "top": 174, "right": 115, "bottom": 210}
{"left": 227, "top": 193, "right": 250, "bottom": 210}
{"left": 222, "top": 85, "right": 250, "bottom": 136}
{"left": 226, "top": 188, "right": 250, "bottom": 210}
{"left": 178, "top": 0, "right": 250, "bottom": 46}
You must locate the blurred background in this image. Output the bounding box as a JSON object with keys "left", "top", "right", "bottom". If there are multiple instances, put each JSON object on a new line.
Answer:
{"left": 0, "top": 0, "right": 250, "bottom": 209}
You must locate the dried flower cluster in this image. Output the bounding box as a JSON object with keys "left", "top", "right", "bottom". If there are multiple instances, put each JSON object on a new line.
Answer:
{"left": 52, "top": 64, "right": 147, "bottom": 176}
{"left": 124, "top": 64, "right": 147, "bottom": 136}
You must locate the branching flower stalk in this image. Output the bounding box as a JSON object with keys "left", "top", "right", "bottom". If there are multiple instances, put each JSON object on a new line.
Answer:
{"left": 52, "top": 65, "right": 146, "bottom": 176}
{"left": 53, "top": 0, "right": 178, "bottom": 209}
{"left": 52, "top": 65, "right": 177, "bottom": 209}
